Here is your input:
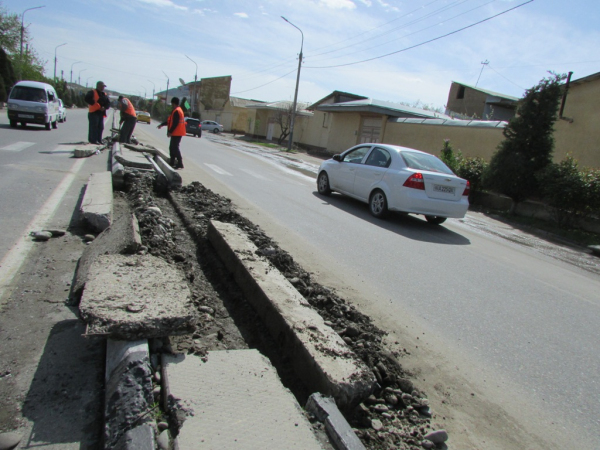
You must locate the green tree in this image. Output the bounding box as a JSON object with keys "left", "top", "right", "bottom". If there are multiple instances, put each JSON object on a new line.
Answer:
{"left": 484, "top": 73, "right": 566, "bottom": 208}
{"left": 0, "top": 46, "right": 16, "bottom": 101}
{"left": 0, "top": 3, "right": 20, "bottom": 53}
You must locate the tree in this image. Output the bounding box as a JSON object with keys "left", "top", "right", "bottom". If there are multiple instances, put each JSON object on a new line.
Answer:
{"left": 484, "top": 72, "right": 566, "bottom": 208}
{"left": 274, "top": 102, "right": 295, "bottom": 146}
{"left": 0, "top": 46, "right": 15, "bottom": 101}
{"left": 0, "top": 4, "right": 20, "bottom": 54}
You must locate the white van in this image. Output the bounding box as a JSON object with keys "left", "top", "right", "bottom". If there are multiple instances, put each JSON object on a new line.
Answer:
{"left": 7, "top": 80, "right": 60, "bottom": 130}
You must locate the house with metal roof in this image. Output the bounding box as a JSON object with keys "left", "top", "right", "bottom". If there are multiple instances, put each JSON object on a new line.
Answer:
{"left": 446, "top": 81, "right": 519, "bottom": 121}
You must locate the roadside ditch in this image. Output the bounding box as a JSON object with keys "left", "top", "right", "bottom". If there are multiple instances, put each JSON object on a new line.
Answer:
{"left": 119, "top": 169, "right": 447, "bottom": 450}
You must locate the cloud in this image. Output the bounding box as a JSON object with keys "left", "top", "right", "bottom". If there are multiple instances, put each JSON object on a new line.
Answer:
{"left": 319, "top": 0, "right": 357, "bottom": 10}
{"left": 137, "top": 0, "right": 187, "bottom": 11}
{"left": 356, "top": 0, "right": 372, "bottom": 5}
{"left": 234, "top": 12, "right": 249, "bottom": 19}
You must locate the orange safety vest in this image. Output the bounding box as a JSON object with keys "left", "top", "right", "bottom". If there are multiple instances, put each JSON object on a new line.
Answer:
{"left": 88, "top": 89, "right": 102, "bottom": 113}
{"left": 122, "top": 98, "right": 136, "bottom": 117}
{"left": 167, "top": 107, "right": 186, "bottom": 136}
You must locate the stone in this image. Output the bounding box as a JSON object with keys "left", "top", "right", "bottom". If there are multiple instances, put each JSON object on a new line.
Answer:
{"left": 43, "top": 228, "right": 67, "bottom": 236}
{"left": 371, "top": 419, "right": 383, "bottom": 431}
{"left": 0, "top": 432, "right": 21, "bottom": 450}
{"left": 157, "top": 421, "right": 169, "bottom": 431}
{"left": 30, "top": 231, "right": 52, "bottom": 241}
{"left": 421, "top": 440, "right": 435, "bottom": 449}
{"left": 589, "top": 245, "right": 600, "bottom": 257}
{"left": 84, "top": 234, "right": 96, "bottom": 242}
{"left": 147, "top": 206, "right": 162, "bottom": 215}
{"left": 373, "top": 404, "right": 389, "bottom": 413}
{"left": 344, "top": 325, "right": 360, "bottom": 337}
{"left": 397, "top": 378, "right": 414, "bottom": 393}
{"left": 423, "top": 429, "right": 449, "bottom": 444}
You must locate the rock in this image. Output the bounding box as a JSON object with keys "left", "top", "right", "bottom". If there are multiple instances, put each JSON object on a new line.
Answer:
{"left": 83, "top": 234, "right": 95, "bottom": 242}
{"left": 344, "top": 325, "right": 360, "bottom": 337}
{"left": 373, "top": 404, "right": 389, "bottom": 413}
{"left": 43, "top": 229, "right": 67, "bottom": 236}
{"left": 371, "top": 419, "right": 383, "bottom": 431}
{"left": 589, "top": 245, "right": 600, "bottom": 257}
{"left": 418, "top": 406, "right": 433, "bottom": 417}
{"left": 365, "top": 395, "right": 379, "bottom": 405}
{"left": 421, "top": 440, "right": 435, "bottom": 449}
{"left": 0, "top": 432, "right": 21, "bottom": 450}
{"left": 157, "top": 429, "right": 170, "bottom": 450}
{"left": 157, "top": 422, "right": 169, "bottom": 431}
{"left": 397, "top": 378, "right": 414, "bottom": 393}
{"left": 423, "top": 429, "right": 449, "bottom": 444}
{"left": 199, "top": 306, "right": 214, "bottom": 315}
{"left": 147, "top": 206, "right": 162, "bottom": 215}
{"left": 153, "top": 386, "right": 161, "bottom": 400}
{"left": 30, "top": 231, "right": 52, "bottom": 241}
{"left": 384, "top": 393, "right": 399, "bottom": 405}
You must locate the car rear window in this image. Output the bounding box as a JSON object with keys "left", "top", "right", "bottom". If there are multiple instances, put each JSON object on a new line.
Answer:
{"left": 10, "top": 86, "right": 47, "bottom": 103}
{"left": 400, "top": 151, "right": 454, "bottom": 175}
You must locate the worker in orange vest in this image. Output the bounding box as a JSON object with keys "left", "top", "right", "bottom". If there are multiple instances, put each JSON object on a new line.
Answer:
{"left": 117, "top": 95, "right": 137, "bottom": 144}
{"left": 157, "top": 97, "right": 186, "bottom": 169}
{"left": 84, "top": 81, "right": 110, "bottom": 144}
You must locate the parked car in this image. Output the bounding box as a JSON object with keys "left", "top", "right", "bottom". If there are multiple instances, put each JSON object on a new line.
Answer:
{"left": 316, "top": 143, "right": 469, "bottom": 224}
{"left": 6, "top": 80, "right": 60, "bottom": 130}
{"left": 136, "top": 111, "right": 151, "bottom": 124}
{"left": 201, "top": 120, "right": 223, "bottom": 133}
{"left": 185, "top": 118, "right": 202, "bottom": 137}
{"left": 57, "top": 98, "right": 67, "bottom": 122}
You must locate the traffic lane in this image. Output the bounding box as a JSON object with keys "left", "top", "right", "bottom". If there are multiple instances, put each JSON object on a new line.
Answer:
{"left": 178, "top": 139, "right": 599, "bottom": 446}
{"left": 0, "top": 109, "right": 110, "bottom": 265}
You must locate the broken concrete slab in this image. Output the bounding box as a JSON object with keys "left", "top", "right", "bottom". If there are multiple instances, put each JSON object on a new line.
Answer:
{"left": 74, "top": 147, "right": 97, "bottom": 158}
{"left": 73, "top": 212, "right": 142, "bottom": 296}
{"left": 162, "top": 350, "right": 323, "bottom": 449}
{"left": 123, "top": 143, "right": 170, "bottom": 162}
{"left": 81, "top": 171, "right": 113, "bottom": 232}
{"left": 207, "top": 220, "right": 376, "bottom": 408}
{"left": 153, "top": 155, "right": 182, "bottom": 189}
{"left": 79, "top": 254, "right": 196, "bottom": 339}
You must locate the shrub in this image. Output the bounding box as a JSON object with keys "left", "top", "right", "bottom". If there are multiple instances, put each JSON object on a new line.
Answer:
{"left": 457, "top": 157, "right": 487, "bottom": 199}
{"left": 537, "top": 156, "right": 600, "bottom": 227}
{"left": 439, "top": 139, "right": 462, "bottom": 174}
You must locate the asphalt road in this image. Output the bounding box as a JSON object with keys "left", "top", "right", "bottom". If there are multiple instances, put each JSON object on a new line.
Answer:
{"left": 133, "top": 120, "right": 600, "bottom": 448}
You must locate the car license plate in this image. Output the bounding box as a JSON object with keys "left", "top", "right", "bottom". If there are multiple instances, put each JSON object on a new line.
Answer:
{"left": 19, "top": 114, "right": 34, "bottom": 119}
{"left": 433, "top": 184, "right": 455, "bottom": 194}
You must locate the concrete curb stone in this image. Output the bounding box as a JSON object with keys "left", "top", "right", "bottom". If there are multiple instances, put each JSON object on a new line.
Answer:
{"left": 80, "top": 171, "right": 113, "bottom": 232}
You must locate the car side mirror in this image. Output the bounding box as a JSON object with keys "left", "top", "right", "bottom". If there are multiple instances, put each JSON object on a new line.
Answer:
{"left": 333, "top": 154, "right": 342, "bottom": 162}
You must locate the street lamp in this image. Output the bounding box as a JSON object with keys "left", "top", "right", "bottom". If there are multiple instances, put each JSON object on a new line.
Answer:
{"left": 185, "top": 54, "right": 198, "bottom": 116}
{"left": 281, "top": 16, "right": 303, "bottom": 152}
{"left": 86, "top": 76, "right": 93, "bottom": 88}
{"left": 78, "top": 68, "right": 87, "bottom": 85}
{"left": 70, "top": 61, "right": 81, "bottom": 84}
{"left": 147, "top": 79, "right": 155, "bottom": 99}
{"left": 162, "top": 71, "right": 170, "bottom": 108}
{"left": 19, "top": 5, "right": 45, "bottom": 79}
{"left": 53, "top": 42, "right": 67, "bottom": 81}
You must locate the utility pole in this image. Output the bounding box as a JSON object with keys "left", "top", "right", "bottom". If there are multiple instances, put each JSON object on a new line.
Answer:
{"left": 281, "top": 16, "right": 303, "bottom": 152}
{"left": 70, "top": 61, "right": 81, "bottom": 84}
{"left": 185, "top": 55, "right": 198, "bottom": 117}
{"left": 162, "top": 71, "right": 170, "bottom": 109}
{"left": 476, "top": 60, "right": 489, "bottom": 87}
{"left": 53, "top": 42, "right": 67, "bottom": 81}
{"left": 19, "top": 5, "right": 45, "bottom": 80}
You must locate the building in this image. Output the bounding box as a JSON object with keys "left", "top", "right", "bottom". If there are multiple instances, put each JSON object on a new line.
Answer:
{"left": 446, "top": 81, "right": 519, "bottom": 121}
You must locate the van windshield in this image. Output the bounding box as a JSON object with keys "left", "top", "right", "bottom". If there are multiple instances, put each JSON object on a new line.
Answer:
{"left": 9, "top": 86, "right": 47, "bottom": 103}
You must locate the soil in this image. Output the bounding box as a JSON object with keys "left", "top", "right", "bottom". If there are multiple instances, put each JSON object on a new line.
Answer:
{"left": 121, "top": 170, "right": 446, "bottom": 449}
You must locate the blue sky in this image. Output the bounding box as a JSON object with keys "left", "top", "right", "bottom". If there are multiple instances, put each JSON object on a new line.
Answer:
{"left": 4, "top": 0, "right": 600, "bottom": 109}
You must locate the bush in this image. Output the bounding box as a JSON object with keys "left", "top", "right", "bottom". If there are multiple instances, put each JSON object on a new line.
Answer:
{"left": 537, "top": 156, "right": 600, "bottom": 227}
{"left": 457, "top": 157, "right": 487, "bottom": 198}
{"left": 439, "top": 139, "right": 462, "bottom": 174}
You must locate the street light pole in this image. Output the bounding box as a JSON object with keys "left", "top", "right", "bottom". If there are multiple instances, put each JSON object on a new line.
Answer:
{"left": 53, "top": 42, "right": 67, "bottom": 81}
{"left": 281, "top": 16, "right": 303, "bottom": 152}
{"left": 19, "top": 5, "right": 45, "bottom": 80}
{"left": 86, "top": 76, "right": 93, "bottom": 88}
{"left": 147, "top": 79, "right": 155, "bottom": 100}
{"left": 70, "top": 61, "right": 81, "bottom": 84}
{"left": 185, "top": 54, "right": 198, "bottom": 116}
{"left": 78, "top": 68, "right": 87, "bottom": 85}
{"left": 162, "top": 71, "right": 170, "bottom": 109}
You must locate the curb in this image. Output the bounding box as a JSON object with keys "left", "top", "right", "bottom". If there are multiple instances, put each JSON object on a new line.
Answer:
{"left": 80, "top": 171, "right": 113, "bottom": 232}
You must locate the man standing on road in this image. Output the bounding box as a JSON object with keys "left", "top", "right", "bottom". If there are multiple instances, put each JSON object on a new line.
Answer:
{"left": 85, "top": 81, "right": 110, "bottom": 144}
{"left": 157, "top": 97, "right": 185, "bottom": 169}
{"left": 117, "top": 95, "right": 137, "bottom": 144}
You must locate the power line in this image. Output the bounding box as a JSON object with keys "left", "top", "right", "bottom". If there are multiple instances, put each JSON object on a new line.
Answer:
{"left": 231, "top": 68, "right": 298, "bottom": 95}
{"left": 304, "top": 0, "right": 533, "bottom": 69}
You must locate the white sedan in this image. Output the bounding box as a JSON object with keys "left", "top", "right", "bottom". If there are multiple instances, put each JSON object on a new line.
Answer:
{"left": 317, "top": 143, "right": 469, "bottom": 224}
{"left": 201, "top": 120, "right": 224, "bottom": 133}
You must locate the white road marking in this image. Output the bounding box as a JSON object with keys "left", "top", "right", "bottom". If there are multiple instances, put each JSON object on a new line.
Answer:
{"left": 1, "top": 141, "right": 36, "bottom": 152}
{"left": 0, "top": 158, "right": 87, "bottom": 304}
{"left": 239, "top": 168, "right": 268, "bottom": 180}
{"left": 204, "top": 163, "right": 232, "bottom": 176}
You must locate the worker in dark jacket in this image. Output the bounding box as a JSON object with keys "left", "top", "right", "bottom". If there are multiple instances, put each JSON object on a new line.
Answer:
{"left": 117, "top": 95, "right": 137, "bottom": 144}
{"left": 157, "top": 97, "right": 186, "bottom": 169}
{"left": 85, "top": 81, "right": 110, "bottom": 144}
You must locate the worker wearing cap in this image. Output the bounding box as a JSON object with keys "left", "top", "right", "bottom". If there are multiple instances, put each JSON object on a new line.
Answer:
{"left": 157, "top": 97, "right": 186, "bottom": 169}
{"left": 117, "top": 95, "right": 137, "bottom": 144}
{"left": 85, "top": 81, "right": 110, "bottom": 144}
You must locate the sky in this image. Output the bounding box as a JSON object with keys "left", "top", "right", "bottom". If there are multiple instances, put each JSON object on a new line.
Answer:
{"left": 3, "top": 0, "right": 600, "bottom": 110}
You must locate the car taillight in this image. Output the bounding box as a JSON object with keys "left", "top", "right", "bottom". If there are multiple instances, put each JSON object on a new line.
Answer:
{"left": 462, "top": 180, "right": 470, "bottom": 196}
{"left": 403, "top": 172, "right": 425, "bottom": 190}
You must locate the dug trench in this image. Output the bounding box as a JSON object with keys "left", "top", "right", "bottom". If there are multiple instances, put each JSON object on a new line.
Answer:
{"left": 119, "top": 169, "right": 446, "bottom": 450}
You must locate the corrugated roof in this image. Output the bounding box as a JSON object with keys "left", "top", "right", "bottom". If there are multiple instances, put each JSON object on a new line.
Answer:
{"left": 451, "top": 81, "right": 520, "bottom": 102}
{"left": 317, "top": 98, "right": 453, "bottom": 119}
{"left": 388, "top": 117, "right": 507, "bottom": 128}
{"left": 230, "top": 96, "right": 267, "bottom": 107}
{"left": 245, "top": 100, "right": 313, "bottom": 116}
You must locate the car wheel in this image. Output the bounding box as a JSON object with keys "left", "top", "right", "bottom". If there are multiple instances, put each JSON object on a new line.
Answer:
{"left": 21, "top": 122, "right": 27, "bottom": 128}
{"left": 45, "top": 122, "right": 51, "bottom": 130}
{"left": 425, "top": 215, "right": 447, "bottom": 225}
{"left": 213, "top": 128, "right": 219, "bottom": 134}
{"left": 317, "top": 172, "right": 331, "bottom": 196}
{"left": 64, "top": 116, "right": 67, "bottom": 122}
{"left": 369, "top": 190, "right": 388, "bottom": 218}
{"left": 52, "top": 120, "right": 57, "bottom": 129}
{"left": 9, "top": 120, "right": 17, "bottom": 128}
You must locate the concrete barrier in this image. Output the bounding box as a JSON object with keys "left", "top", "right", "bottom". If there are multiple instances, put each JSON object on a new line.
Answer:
{"left": 80, "top": 171, "right": 113, "bottom": 232}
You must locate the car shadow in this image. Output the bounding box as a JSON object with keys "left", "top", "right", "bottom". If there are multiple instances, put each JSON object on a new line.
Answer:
{"left": 0, "top": 123, "right": 48, "bottom": 131}
{"left": 313, "top": 191, "right": 471, "bottom": 245}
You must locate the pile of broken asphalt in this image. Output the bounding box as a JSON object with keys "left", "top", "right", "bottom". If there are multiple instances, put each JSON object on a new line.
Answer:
{"left": 75, "top": 163, "right": 450, "bottom": 450}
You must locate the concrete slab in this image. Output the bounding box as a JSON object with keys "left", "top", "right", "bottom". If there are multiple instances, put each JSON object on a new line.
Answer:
{"left": 207, "top": 221, "right": 375, "bottom": 408}
{"left": 162, "top": 350, "right": 323, "bottom": 449}
{"left": 79, "top": 254, "right": 197, "bottom": 339}
{"left": 153, "top": 155, "right": 182, "bottom": 189}
{"left": 123, "top": 143, "right": 170, "bottom": 162}
{"left": 114, "top": 142, "right": 155, "bottom": 170}
{"left": 81, "top": 171, "right": 113, "bottom": 232}
{"left": 73, "top": 212, "right": 142, "bottom": 295}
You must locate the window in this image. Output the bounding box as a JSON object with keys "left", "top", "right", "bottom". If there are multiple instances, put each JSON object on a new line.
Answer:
{"left": 365, "top": 147, "right": 391, "bottom": 168}
{"left": 10, "top": 86, "right": 47, "bottom": 102}
{"left": 401, "top": 151, "right": 454, "bottom": 175}
{"left": 322, "top": 112, "right": 329, "bottom": 128}
{"left": 342, "top": 146, "right": 370, "bottom": 164}
{"left": 456, "top": 85, "right": 465, "bottom": 99}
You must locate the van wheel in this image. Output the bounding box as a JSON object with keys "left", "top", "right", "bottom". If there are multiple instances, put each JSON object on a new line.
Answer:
{"left": 21, "top": 122, "right": 27, "bottom": 128}
{"left": 45, "top": 122, "right": 51, "bottom": 130}
{"left": 52, "top": 120, "right": 58, "bottom": 129}
{"left": 9, "top": 120, "right": 17, "bottom": 128}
